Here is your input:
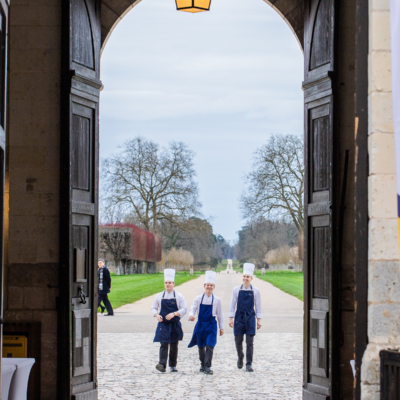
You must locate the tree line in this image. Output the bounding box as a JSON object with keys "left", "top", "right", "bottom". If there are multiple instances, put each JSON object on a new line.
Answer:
{"left": 234, "top": 218, "right": 302, "bottom": 268}
{"left": 100, "top": 134, "right": 303, "bottom": 268}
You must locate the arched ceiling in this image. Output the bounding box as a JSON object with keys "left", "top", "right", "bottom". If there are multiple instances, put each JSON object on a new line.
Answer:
{"left": 101, "top": 0, "right": 304, "bottom": 51}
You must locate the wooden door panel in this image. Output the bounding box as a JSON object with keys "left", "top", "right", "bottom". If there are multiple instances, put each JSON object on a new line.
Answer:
{"left": 71, "top": 0, "right": 95, "bottom": 69}
{"left": 72, "top": 218, "right": 92, "bottom": 297}
{"left": 72, "top": 115, "right": 91, "bottom": 191}
{"left": 310, "top": 310, "right": 328, "bottom": 377}
{"left": 312, "top": 115, "right": 330, "bottom": 192}
{"left": 304, "top": 97, "right": 334, "bottom": 398}
{"left": 303, "top": 0, "right": 336, "bottom": 398}
{"left": 70, "top": 0, "right": 101, "bottom": 79}
{"left": 309, "top": 0, "right": 332, "bottom": 70}
{"left": 312, "top": 225, "right": 330, "bottom": 299}
{"left": 304, "top": 0, "right": 335, "bottom": 81}
{"left": 72, "top": 308, "right": 91, "bottom": 377}
{"left": 61, "top": 0, "right": 101, "bottom": 398}
{"left": 71, "top": 101, "right": 96, "bottom": 203}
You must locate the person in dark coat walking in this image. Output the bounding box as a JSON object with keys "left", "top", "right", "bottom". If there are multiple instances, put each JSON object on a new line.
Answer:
{"left": 98, "top": 258, "right": 114, "bottom": 316}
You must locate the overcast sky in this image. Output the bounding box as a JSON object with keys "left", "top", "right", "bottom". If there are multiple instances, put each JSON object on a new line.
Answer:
{"left": 99, "top": 0, "right": 303, "bottom": 243}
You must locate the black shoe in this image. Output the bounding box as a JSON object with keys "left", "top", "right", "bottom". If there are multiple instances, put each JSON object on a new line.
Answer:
{"left": 156, "top": 364, "right": 166, "bottom": 373}
{"left": 246, "top": 364, "right": 254, "bottom": 372}
{"left": 237, "top": 358, "right": 244, "bottom": 369}
{"left": 170, "top": 366, "right": 178, "bottom": 372}
{"left": 103, "top": 313, "right": 114, "bottom": 316}
{"left": 204, "top": 366, "right": 213, "bottom": 375}
{"left": 100, "top": 307, "right": 105, "bottom": 314}
{"left": 200, "top": 364, "right": 205, "bottom": 372}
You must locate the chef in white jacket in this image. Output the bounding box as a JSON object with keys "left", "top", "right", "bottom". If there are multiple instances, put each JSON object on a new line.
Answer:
{"left": 151, "top": 268, "right": 187, "bottom": 373}
{"left": 188, "top": 271, "right": 224, "bottom": 375}
{"left": 228, "top": 263, "right": 262, "bottom": 372}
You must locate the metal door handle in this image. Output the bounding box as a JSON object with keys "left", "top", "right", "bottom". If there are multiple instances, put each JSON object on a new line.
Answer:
{"left": 78, "top": 285, "right": 87, "bottom": 304}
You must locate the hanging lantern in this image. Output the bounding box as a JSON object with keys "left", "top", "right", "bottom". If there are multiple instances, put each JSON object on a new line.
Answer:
{"left": 175, "top": 0, "right": 211, "bottom": 13}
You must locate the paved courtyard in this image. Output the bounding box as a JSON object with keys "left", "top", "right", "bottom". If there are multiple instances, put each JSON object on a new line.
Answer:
{"left": 98, "top": 332, "right": 302, "bottom": 399}
{"left": 98, "top": 273, "right": 303, "bottom": 399}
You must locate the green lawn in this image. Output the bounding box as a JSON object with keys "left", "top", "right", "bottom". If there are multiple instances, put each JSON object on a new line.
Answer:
{"left": 102, "top": 268, "right": 304, "bottom": 311}
{"left": 104, "top": 271, "right": 203, "bottom": 310}
{"left": 254, "top": 271, "right": 304, "bottom": 301}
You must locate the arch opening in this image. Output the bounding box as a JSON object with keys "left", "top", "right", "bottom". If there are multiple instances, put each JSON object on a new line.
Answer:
{"left": 97, "top": 0, "right": 305, "bottom": 398}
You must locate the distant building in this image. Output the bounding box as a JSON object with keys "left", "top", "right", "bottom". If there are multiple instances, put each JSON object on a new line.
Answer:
{"left": 99, "top": 224, "right": 162, "bottom": 274}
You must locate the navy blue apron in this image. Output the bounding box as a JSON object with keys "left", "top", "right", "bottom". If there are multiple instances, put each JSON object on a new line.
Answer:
{"left": 153, "top": 291, "right": 183, "bottom": 343}
{"left": 234, "top": 285, "right": 256, "bottom": 336}
{"left": 188, "top": 294, "right": 218, "bottom": 348}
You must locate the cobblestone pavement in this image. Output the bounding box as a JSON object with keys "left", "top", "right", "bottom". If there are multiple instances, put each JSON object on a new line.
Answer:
{"left": 98, "top": 332, "right": 302, "bottom": 399}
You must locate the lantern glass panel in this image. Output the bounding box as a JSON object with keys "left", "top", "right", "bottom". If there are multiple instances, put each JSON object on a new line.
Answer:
{"left": 195, "top": 0, "right": 211, "bottom": 9}
{"left": 176, "top": 0, "right": 192, "bottom": 8}
{"left": 176, "top": 0, "right": 211, "bottom": 12}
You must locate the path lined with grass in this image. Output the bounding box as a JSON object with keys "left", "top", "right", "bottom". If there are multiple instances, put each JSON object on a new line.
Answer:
{"left": 215, "top": 259, "right": 241, "bottom": 272}
{"left": 255, "top": 271, "right": 304, "bottom": 301}
{"left": 106, "top": 271, "right": 202, "bottom": 309}
{"left": 106, "top": 269, "right": 304, "bottom": 310}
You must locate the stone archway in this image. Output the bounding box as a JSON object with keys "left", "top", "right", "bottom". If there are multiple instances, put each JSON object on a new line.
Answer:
{"left": 97, "top": 4, "right": 306, "bottom": 398}
{"left": 60, "top": 0, "right": 358, "bottom": 398}
{"left": 100, "top": 0, "right": 305, "bottom": 50}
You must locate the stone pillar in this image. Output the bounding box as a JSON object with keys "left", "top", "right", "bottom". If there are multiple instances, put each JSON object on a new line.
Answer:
{"left": 361, "top": 1, "right": 400, "bottom": 398}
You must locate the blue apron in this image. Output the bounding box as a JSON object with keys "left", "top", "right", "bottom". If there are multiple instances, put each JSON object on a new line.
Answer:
{"left": 153, "top": 291, "right": 183, "bottom": 343}
{"left": 188, "top": 294, "right": 218, "bottom": 348}
{"left": 234, "top": 285, "right": 256, "bottom": 336}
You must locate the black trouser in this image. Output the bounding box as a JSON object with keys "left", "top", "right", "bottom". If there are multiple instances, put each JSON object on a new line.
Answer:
{"left": 159, "top": 342, "right": 178, "bottom": 367}
{"left": 198, "top": 345, "right": 214, "bottom": 368}
{"left": 235, "top": 334, "right": 254, "bottom": 366}
{"left": 98, "top": 294, "right": 114, "bottom": 315}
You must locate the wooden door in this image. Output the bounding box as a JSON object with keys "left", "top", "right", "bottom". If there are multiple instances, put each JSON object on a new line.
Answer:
{"left": 60, "top": 0, "right": 101, "bottom": 398}
{"left": 0, "top": 0, "right": 7, "bottom": 392}
{"left": 302, "top": 0, "right": 338, "bottom": 399}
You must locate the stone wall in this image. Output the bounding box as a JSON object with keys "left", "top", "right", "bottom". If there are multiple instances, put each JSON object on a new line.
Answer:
{"left": 361, "top": 1, "right": 400, "bottom": 398}
{"left": 4, "top": 1, "right": 62, "bottom": 399}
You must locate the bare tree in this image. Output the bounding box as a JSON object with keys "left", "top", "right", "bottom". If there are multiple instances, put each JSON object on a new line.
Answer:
{"left": 101, "top": 137, "right": 201, "bottom": 232}
{"left": 241, "top": 134, "right": 304, "bottom": 233}
{"left": 234, "top": 218, "right": 298, "bottom": 267}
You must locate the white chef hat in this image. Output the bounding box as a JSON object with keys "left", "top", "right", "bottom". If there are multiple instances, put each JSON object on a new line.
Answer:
{"left": 243, "top": 263, "right": 255, "bottom": 276}
{"left": 205, "top": 270, "right": 216, "bottom": 285}
{"left": 164, "top": 268, "right": 176, "bottom": 282}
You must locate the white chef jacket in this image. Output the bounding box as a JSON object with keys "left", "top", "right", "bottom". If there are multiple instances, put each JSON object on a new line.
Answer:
{"left": 228, "top": 285, "right": 262, "bottom": 319}
{"left": 188, "top": 293, "right": 224, "bottom": 329}
{"left": 151, "top": 290, "right": 188, "bottom": 318}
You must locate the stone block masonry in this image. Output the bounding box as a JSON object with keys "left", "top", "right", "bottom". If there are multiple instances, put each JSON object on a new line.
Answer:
{"left": 362, "top": 0, "right": 400, "bottom": 398}
{"left": 5, "top": 0, "right": 62, "bottom": 399}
